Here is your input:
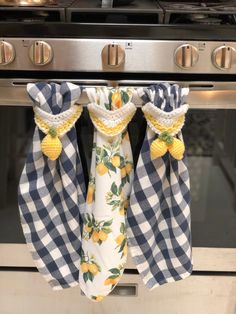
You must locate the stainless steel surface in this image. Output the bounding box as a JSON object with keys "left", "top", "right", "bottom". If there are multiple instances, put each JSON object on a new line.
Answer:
{"left": 81, "top": 283, "right": 138, "bottom": 297}
{"left": 101, "top": 43, "right": 125, "bottom": 68}
{"left": 174, "top": 44, "right": 199, "bottom": 69}
{"left": 3, "top": 38, "right": 236, "bottom": 73}
{"left": 101, "top": 0, "right": 113, "bottom": 8}
{"left": 212, "top": 45, "right": 236, "bottom": 70}
{"left": 0, "top": 0, "right": 51, "bottom": 6}
{"left": 29, "top": 41, "right": 53, "bottom": 66}
{"left": 0, "top": 41, "right": 15, "bottom": 65}
{"left": 1, "top": 79, "right": 236, "bottom": 109}
{"left": 0, "top": 0, "right": 55, "bottom": 6}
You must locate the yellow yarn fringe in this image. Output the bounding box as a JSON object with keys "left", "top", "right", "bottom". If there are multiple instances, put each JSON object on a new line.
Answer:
{"left": 144, "top": 112, "right": 185, "bottom": 135}
{"left": 89, "top": 111, "right": 134, "bottom": 136}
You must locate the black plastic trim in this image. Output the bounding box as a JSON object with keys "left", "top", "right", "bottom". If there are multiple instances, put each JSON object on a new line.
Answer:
{"left": 0, "top": 267, "right": 235, "bottom": 277}
{"left": 1, "top": 71, "right": 236, "bottom": 82}
{"left": 2, "top": 23, "right": 236, "bottom": 40}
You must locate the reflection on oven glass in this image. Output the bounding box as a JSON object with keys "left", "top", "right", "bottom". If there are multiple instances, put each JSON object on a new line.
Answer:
{"left": 184, "top": 110, "right": 236, "bottom": 248}
{"left": 0, "top": 107, "right": 235, "bottom": 248}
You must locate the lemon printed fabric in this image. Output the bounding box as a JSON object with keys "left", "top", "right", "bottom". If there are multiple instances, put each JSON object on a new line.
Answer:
{"left": 79, "top": 87, "right": 136, "bottom": 302}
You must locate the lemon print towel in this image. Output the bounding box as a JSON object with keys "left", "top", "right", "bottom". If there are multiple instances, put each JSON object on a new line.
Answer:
{"left": 79, "top": 87, "right": 136, "bottom": 301}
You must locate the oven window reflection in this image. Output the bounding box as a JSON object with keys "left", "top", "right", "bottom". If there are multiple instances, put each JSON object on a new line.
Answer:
{"left": 0, "top": 107, "right": 235, "bottom": 248}
{"left": 184, "top": 110, "right": 236, "bottom": 248}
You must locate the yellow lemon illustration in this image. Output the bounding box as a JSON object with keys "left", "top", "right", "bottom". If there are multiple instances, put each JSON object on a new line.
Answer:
{"left": 110, "top": 277, "right": 120, "bottom": 285}
{"left": 125, "top": 163, "right": 133, "bottom": 175}
{"left": 88, "top": 263, "right": 99, "bottom": 275}
{"left": 116, "top": 234, "right": 125, "bottom": 245}
{"left": 104, "top": 278, "right": 112, "bottom": 285}
{"left": 168, "top": 138, "right": 185, "bottom": 160}
{"left": 95, "top": 295, "right": 104, "bottom": 302}
{"left": 84, "top": 225, "right": 92, "bottom": 233}
{"left": 86, "top": 185, "right": 95, "bottom": 204}
{"left": 98, "top": 230, "right": 108, "bottom": 242}
{"left": 119, "top": 207, "right": 125, "bottom": 216}
{"left": 111, "top": 155, "right": 120, "bottom": 168}
{"left": 120, "top": 167, "right": 126, "bottom": 178}
{"left": 124, "top": 199, "right": 129, "bottom": 209}
{"left": 81, "top": 262, "right": 89, "bottom": 273}
{"left": 112, "top": 91, "right": 122, "bottom": 108}
{"left": 123, "top": 243, "right": 128, "bottom": 255}
{"left": 150, "top": 138, "right": 168, "bottom": 160}
{"left": 96, "top": 163, "right": 108, "bottom": 176}
{"left": 92, "top": 231, "right": 100, "bottom": 243}
{"left": 41, "top": 133, "right": 62, "bottom": 161}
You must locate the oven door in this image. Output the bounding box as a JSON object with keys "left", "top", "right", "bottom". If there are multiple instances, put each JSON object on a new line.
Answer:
{"left": 0, "top": 79, "right": 235, "bottom": 313}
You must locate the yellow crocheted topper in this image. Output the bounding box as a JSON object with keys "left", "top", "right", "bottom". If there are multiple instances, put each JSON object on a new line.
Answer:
{"left": 35, "top": 106, "right": 82, "bottom": 161}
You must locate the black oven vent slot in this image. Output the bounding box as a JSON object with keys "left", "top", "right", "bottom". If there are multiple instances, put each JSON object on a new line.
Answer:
{"left": 189, "top": 84, "right": 214, "bottom": 90}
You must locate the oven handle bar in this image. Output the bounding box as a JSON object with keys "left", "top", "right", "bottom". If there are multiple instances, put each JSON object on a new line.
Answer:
{"left": 1, "top": 79, "right": 236, "bottom": 109}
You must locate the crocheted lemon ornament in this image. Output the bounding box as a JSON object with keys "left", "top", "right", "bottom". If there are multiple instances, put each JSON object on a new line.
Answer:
{"left": 41, "top": 127, "right": 62, "bottom": 161}
{"left": 150, "top": 138, "right": 167, "bottom": 159}
{"left": 168, "top": 138, "right": 185, "bottom": 160}
{"left": 150, "top": 131, "right": 185, "bottom": 161}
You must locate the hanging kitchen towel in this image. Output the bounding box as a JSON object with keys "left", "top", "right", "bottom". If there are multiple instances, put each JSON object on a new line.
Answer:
{"left": 126, "top": 83, "right": 193, "bottom": 290}
{"left": 79, "top": 87, "right": 136, "bottom": 302}
{"left": 18, "top": 82, "right": 86, "bottom": 290}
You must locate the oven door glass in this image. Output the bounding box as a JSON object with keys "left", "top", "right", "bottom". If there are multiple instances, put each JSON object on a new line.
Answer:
{"left": 0, "top": 106, "right": 236, "bottom": 249}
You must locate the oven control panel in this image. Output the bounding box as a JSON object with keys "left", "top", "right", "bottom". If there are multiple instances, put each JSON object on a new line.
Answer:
{"left": 1, "top": 38, "right": 236, "bottom": 73}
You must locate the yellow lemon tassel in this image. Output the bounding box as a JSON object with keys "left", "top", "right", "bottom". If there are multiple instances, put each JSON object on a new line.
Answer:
{"left": 168, "top": 138, "right": 185, "bottom": 160}
{"left": 150, "top": 131, "right": 185, "bottom": 161}
{"left": 150, "top": 138, "right": 168, "bottom": 159}
{"left": 41, "top": 127, "right": 62, "bottom": 161}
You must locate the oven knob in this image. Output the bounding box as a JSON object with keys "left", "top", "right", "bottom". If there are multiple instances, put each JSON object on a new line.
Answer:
{"left": 212, "top": 45, "right": 235, "bottom": 70}
{"left": 101, "top": 44, "right": 125, "bottom": 68}
{"left": 29, "top": 41, "right": 53, "bottom": 66}
{"left": 0, "top": 41, "right": 15, "bottom": 65}
{"left": 174, "top": 44, "right": 199, "bottom": 68}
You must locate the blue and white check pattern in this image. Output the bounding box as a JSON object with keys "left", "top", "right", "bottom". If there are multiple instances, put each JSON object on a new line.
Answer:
{"left": 126, "top": 83, "right": 193, "bottom": 290}
{"left": 18, "top": 82, "right": 86, "bottom": 290}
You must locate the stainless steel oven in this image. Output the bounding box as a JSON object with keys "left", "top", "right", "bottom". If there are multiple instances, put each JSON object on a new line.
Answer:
{"left": 0, "top": 21, "right": 236, "bottom": 314}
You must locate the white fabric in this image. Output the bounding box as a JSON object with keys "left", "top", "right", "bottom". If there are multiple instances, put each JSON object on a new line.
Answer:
{"left": 79, "top": 87, "right": 136, "bottom": 301}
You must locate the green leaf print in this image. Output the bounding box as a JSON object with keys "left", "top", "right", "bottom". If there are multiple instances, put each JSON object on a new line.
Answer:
{"left": 88, "top": 271, "right": 94, "bottom": 282}
{"left": 111, "top": 182, "right": 118, "bottom": 195}
{"left": 96, "top": 147, "right": 101, "bottom": 156}
{"left": 103, "top": 219, "right": 113, "bottom": 227}
{"left": 102, "top": 227, "right": 112, "bottom": 234}
{"left": 121, "top": 90, "right": 129, "bottom": 104}
{"left": 104, "top": 102, "right": 111, "bottom": 110}
{"left": 120, "top": 222, "right": 125, "bottom": 234}
{"left": 105, "top": 161, "right": 117, "bottom": 172}
{"left": 118, "top": 239, "right": 127, "bottom": 253}
{"left": 101, "top": 148, "right": 108, "bottom": 159}
{"left": 109, "top": 268, "right": 121, "bottom": 275}
{"left": 83, "top": 272, "right": 89, "bottom": 283}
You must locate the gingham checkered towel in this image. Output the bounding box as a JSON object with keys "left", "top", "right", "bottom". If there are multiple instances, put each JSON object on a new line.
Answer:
{"left": 126, "top": 83, "right": 193, "bottom": 290}
{"left": 79, "top": 87, "right": 136, "bottom": 302}
{"left": 18, "top": 82, "right": 86, "bottom": 290}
